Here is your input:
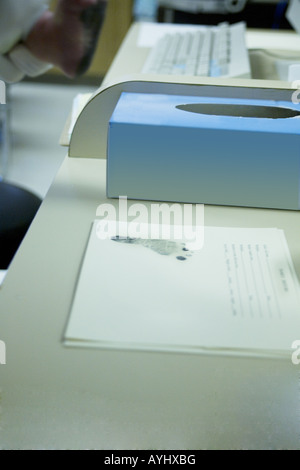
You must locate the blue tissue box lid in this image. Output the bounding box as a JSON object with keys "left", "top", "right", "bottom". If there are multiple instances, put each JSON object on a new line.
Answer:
{"left": 110, "top": 92, "right": 300, "bottom": 134}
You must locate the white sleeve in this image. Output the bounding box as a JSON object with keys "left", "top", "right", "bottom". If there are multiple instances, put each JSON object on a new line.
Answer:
{"left": 0, "top": 0, "right": 52, "bottom": 83}
{"left": 0, "top": 53, "right": 25, "bottom": 83}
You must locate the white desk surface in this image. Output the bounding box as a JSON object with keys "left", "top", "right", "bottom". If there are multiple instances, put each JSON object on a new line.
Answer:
{"left": 1, "top": 26, "right": 300, "bottom": 450}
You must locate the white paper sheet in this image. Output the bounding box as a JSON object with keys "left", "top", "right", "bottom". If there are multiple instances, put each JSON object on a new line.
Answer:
{"left": 0, "top": 269, "right": 7, "bottom": 286}
{"left": 137, "top": 23, "right": 211, "bottom": 47}
{"left": 137, "top": 22, "right": 300, "bottom": 52}
{"left": 68, "top": 93, "right": 92, "bottom": 138}
{"left": 64, "top": 221, "right": 300, "bottom": 356}
{"left": 286, "top": 0, "right": 300, "bottom": 35}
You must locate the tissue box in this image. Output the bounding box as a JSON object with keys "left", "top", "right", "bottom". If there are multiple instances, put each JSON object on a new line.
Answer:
{"left": 107, "top": 92, "right": 300, "bottom": 209}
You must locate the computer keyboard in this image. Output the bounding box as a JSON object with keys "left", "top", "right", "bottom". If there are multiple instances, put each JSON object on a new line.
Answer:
{"left": 142, "top": 22, "right": 251, "bottom": 79}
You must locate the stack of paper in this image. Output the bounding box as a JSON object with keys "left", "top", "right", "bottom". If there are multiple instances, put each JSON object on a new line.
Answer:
{"left": 64, "top": 221, "right": 300, "bottom": 356}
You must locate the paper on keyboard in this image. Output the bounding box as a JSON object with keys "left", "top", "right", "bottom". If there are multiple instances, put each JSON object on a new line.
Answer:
{"left": 137, "top": 22, "right": 209, "bottom": 48}
{"left": 68, "top": 93, "right": 92, "bottom": 138}
{"left": 64, "top": 222, "right": 300, "bottom": 356}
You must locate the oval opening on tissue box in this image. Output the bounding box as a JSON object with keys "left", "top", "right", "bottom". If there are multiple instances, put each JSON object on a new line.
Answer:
{"left": 176, "top": 103, "right": 300, "bottom": 119}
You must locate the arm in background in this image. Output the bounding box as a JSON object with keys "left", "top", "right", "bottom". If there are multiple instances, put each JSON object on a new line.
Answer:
{"left": 0, "top": 0, "right": 108, "bottom": 83}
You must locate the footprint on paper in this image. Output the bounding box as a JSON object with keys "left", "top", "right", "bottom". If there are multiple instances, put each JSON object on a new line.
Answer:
{"left": 111, "top": 236, "right": 193, "bottom": 261}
